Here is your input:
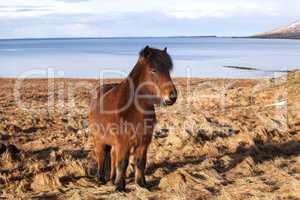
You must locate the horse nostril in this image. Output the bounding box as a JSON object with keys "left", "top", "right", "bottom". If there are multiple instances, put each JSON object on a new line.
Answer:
{"left": 169, "top": 90, "right": 177, "bottom": 102}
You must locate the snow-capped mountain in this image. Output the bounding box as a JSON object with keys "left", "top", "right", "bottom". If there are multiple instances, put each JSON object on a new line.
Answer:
{"left": 253, "top": 20, "right": 300, "bottom": 39}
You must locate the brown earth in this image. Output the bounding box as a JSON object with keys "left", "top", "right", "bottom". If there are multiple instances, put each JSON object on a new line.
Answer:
{"left": 0, "top": 71, "right": 300, "bottom": 199}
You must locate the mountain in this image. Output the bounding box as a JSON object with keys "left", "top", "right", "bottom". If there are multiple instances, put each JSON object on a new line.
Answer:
{"left": 252, "top": 20, "right": 300, "bottom": 39}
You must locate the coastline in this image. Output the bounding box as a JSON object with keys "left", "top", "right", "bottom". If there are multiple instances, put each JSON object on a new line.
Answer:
{"left": 1, "top": 35, "right": 299, "bottom": 41}
{"left": 0, "top": 35, "right": 218, "bottom": 41}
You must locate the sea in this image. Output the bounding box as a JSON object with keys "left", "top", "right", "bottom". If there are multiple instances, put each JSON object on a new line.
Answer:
{"left": 0, "top": 37, "right": 300, "bottom": 78}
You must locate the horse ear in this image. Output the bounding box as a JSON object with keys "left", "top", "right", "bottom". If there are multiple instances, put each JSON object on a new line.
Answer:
{"left": 164, "top": 47, "right": 167, "bottom": 52}
{"left": 140, "top": 45, "right": 151, "bottom": 58}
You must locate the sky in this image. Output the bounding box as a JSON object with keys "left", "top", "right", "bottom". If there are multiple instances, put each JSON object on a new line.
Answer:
{"left": 0, "top": 0, "right": 300, "bottom": 39}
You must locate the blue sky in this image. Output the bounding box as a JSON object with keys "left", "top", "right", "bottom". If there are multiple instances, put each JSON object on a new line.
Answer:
{"left": 0, "top": 0, "right": 299, "bottom": 39}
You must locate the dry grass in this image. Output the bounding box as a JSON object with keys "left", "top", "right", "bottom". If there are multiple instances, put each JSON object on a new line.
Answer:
{"left": 0, "top": 71, "right": 299, "bottom": 199}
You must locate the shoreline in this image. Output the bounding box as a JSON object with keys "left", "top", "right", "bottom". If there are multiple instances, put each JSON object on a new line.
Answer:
{"left": 0, "top": 36, "right": 299, "bottom": 41}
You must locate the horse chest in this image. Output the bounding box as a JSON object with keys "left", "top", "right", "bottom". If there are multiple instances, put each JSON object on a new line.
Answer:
{"left": 117, "top": 112, "right": 155, "bottom": 145}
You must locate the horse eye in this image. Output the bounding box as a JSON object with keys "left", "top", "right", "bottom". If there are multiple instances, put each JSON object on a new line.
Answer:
{"left": 151, "top": 69, "right": 157, "bottom": 74}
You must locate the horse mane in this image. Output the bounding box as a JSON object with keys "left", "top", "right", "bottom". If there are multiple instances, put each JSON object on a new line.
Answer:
{"left": 139, "top": 46, "right": 173, "bottom": 72}
{"left": 128, "top": 46, "right": 173, "bottom": 78}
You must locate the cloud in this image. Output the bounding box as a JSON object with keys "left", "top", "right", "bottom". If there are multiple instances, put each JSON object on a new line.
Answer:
{"left": 168, "top": 0, "right": 300, "bottom": 19}
{"left": 54, "top": 0, "right": 92, "bottom": 2}
{"left": 2, "top": 0, "right": 300, "bottom": 18}
{"left": 0, "top": 0, "right": 299, "bottom": 38}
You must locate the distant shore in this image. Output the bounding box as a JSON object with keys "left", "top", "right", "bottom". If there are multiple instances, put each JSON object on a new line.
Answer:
{"left": 1, "top": 35, "right": 300, "bottom": 42}
{"left": 248, "top": 35, "right": 300, "bottom": 40}
{"left": 0, "top": 35, "right": 218, "bottom": 41}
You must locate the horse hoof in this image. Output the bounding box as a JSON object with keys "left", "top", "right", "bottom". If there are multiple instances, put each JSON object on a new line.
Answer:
{"left": 115, "top": 185, "right": 126, "bottom": 192}
{"left": 110, "top": 175, "right": 116, "bottom": 184}
{"left": 96, "top": 175, "right": 107, "bottom": 184}
{"left": 136, "top": 178, "right": 147, "bottom": 188}
{"left": 115, "top": 180, "right": 126, "bottom": 192}
{"left": 110, "top": 179, "right": 115, "bottom": 185}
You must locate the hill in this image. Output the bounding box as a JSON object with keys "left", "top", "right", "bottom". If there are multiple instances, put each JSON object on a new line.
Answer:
{"left": 253, "top": 20, "right": 300, "bottom": 39}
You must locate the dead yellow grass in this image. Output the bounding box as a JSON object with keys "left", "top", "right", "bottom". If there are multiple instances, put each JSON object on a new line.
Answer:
{"left": 0, "top": 71, "right": 299, "bottom": 199}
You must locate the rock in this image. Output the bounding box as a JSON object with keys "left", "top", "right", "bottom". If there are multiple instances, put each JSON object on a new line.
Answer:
{"left": 154, "top": 129, "right": 169, "bottom": 139}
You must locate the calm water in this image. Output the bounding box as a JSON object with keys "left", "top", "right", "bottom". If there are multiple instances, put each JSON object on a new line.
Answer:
{"left": 0, "top": 37, "right": 300, "bottom": 78}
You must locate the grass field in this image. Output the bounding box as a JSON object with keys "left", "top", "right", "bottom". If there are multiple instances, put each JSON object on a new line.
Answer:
{"left": 0, "top": 71, "right": 299, "bottom": 199}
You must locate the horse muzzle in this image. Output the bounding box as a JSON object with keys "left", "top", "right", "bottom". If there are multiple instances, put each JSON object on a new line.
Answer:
{"left": 163, "top": 89, "right": 177, "bottom": 106}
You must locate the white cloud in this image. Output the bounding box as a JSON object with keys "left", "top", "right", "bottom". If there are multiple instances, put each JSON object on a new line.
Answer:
{"left": 168, "top": 0, "right": 300, "bottom": 19}
{"left": 1, "top": 0, "right": 300, "bottom": 19}
{"left": 0, "top": 0, "right": 299, "bottom": 38}
{"left": 0, "top": 0, "right": 95, "bottom": 17}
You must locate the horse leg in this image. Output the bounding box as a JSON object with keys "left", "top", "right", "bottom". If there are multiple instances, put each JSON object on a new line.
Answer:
{"left": 114, "top": 145, "right": 130, "bottom": 192}
{"left": 103, "top": 145, "right": 111, "bottom": 182}
{"left": 95, "top": 143, "right": 107, "bottom": 184}
{"left": 134, "top": 145, "right": 148, "bottom": 188}
{"left": 110, "top": 146, "right": 116, "bottom": 183}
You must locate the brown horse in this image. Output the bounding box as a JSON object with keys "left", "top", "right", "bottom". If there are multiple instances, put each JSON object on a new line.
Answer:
{"left": 89, "top": 46, "right": 177, "bottom": 191}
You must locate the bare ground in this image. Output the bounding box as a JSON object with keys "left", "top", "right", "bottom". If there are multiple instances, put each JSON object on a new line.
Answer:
{"left": 0, "top": 71, "right": 300, "bottom": 200}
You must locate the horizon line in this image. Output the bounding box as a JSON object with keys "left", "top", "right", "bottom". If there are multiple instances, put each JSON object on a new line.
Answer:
{"left": 0, "top": 35, "right": 247, "bottom": 41}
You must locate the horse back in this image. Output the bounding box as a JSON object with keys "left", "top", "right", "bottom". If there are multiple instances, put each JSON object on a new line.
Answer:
{"left": 97, "top": 83, "right": 119, "bottom": 99}
{"left": 89, "top": 83, "right": 119, "bottom": 117}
